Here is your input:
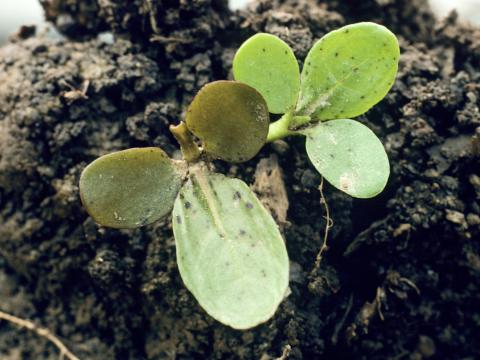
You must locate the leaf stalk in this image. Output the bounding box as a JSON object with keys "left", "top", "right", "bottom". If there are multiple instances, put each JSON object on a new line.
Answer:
{"left": 267, "top": 112, "right": 311, "bottom": 142}
{"left": 170, "top": 122, "right": 201, "bottom": 163}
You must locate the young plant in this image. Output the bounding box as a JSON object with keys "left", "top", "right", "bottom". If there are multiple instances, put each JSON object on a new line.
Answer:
{"left": 79, "top": 22, "right": 400, "bottom": 330}
{"left": 233, "top": 22, "right": 400, "bottom": 198}
{"left": 79, "top": 81, "right": 289, "bottom": 330}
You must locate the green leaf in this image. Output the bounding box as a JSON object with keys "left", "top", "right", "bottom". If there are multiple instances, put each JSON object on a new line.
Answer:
{"left": 172, "top": 165, "right": 289, "bottom": 329}
{"left": 186, "top": 81, "right": 269, "bottom": 163}
{"left": 303, "top": 119, "right": 389, "bottom": 198}
{"left": 79, "top": 147, "right": 187, "bottom": 229}
{"left": 233, "top": 33, "right": 300, "bottom": 114}
{"left": 296, "top": 22, "right": 400, "bottom": 120}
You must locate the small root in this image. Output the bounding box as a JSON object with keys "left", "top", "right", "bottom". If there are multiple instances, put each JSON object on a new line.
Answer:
{"left": 399, "top": 277, "right": 421, "bottom": 295}
{"left": 275, "top": 344, "right": 292, "bottom": 360}
{"left": 375, "top": 287, "right": 386, "bottom": 321}
{"left": 0, "top": 310, "right": 80, "bottom": 360}
{"left": 310, "top": 176, "right": 333, "bottom": 275}
{"left": 331, "top": 293, "right": 354, "bottom": 345}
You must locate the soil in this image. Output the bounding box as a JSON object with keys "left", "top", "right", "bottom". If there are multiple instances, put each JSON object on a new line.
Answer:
{"left": 0, "top": 0, "right": 479, "bottom": 359}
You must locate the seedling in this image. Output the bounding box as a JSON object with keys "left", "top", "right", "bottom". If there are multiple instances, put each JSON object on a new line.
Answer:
{"left": 233, "top": 22, "right": 400, "bottom": 198}
{"left": 79, "top": 22, "right": 400, "bottom": 330}
{"left": 79, "top": 81, "right": 289, "bottom": 329}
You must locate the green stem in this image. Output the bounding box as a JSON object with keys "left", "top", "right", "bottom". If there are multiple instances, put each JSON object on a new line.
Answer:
{"left": 267, "top": 113, "right": 311, "bottom": 142}
{"left": 170, "top": 122, "right": 201, "bottom": 163}
{"left": 290, "top": 115, "right": 311, "bottom": 129}
{"left": 267, "top": 112, "right": 294, "bottom": 142}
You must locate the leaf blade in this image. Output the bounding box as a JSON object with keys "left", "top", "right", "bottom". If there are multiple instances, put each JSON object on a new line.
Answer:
{"left": 297, "top": 22, "right": 399, "bottom": 120}
{"left": 79, "top": 147, "right": 186, "bottom": 228}
{"left": 173, "top": 166, "right": 289, "bottom": 329}
{"left": 233, "top": 33, "right": 300, "bottom": 114}
{"left": 186, "top": 81, "right": 269, "bottom": 163}
{"left": 304, "top": 119, "right": 390, "bottom": 198}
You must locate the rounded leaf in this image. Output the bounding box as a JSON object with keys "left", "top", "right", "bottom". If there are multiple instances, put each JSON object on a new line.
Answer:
{"left": 173, "top": 166, "right": 289, "bottom": 329}
{"left": 296, "top": 22, "right": 400, "bottom": 120}
{"left": 186, "top": 81, "right": 269, "bottom": 163}
{"left": 233, "top": 33, "right": 300, "bottom": 114}
{"left": 80, "top": 147, "right": 187, "bottom": 229}
{"left": 304, "top": 119, "right": 389, "bottom": 198}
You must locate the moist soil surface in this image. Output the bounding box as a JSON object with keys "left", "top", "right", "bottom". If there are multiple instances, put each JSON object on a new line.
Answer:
{"left": 0, "top": 0, "right": 479, "bottom": 359}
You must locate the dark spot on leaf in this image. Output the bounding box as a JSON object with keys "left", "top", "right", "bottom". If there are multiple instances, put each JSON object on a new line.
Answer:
{"left": 383, "top": 42, "right": 387, "bottom": 47}
{"left": 246, "top": 202, "right": 253, "bottom": 209}
{"left": 233, "top": 191, "right": 241, "bottom": 200}
{"left": 350, "top": 56, "right": 355, "bottom": 60}
{"left": 179, "top": 193, "right": 184, "bottom": 200}
{"left": 344, "top": 29, "right": 349, "bottom": 34}
{"left": 239, "top": 229, "right": 246, "bottom": 236}
{"left": 261, "top": 269, "right": 267, "bottom": 277}
{"left": 185, "top": 201, "right": 191, "bottom": 209}
{"left": 284, "top": 50, "right": 288, "bottom": 55}
{"left": 329, "top": 153, "right": 335, "bottom": 159}
{"left": 353, "top": 67, "right": 359, "bottom": 72}
{"left": 262, "top": 48, "right": 266, "bottom": 52}
{"left": 225, "top": 261, "right": 230, "bottom": 267}
{"left": 335, "top": 52, "right": 339, "bottom": 57}
{"left": 307, "top": 62, "right": 311, "bottom": 66}
{"left": 176, "top": 216, "right": 182, "bottom": 224}
{"left": 360, "top": 95, "right": 365, "bottom": 99}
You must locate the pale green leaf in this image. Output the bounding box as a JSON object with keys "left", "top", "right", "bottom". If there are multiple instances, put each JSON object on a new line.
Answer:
{"left": 186, "top": 81, "right": 269, "bottom": 163}
{"left": 233, "top": 33, "right": 300, "bottom": 114}
{"left": 80, "top": 147, "right": 187, "bottom": 229}
{"left": 303, "top": 119, "right": 389, "bottom": 198}
{"left": 172, "top": 165, "right": 289, "bottom": 329}
{"left": 296, "top": 22, "right": 400, "bottom": 120}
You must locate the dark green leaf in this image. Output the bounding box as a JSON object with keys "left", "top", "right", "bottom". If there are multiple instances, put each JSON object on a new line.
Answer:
{"left": 80, "top": 147, "right": 187, "bottom": 228}
{"left": 186, "top": 81, "right": 269, "bottom": 163}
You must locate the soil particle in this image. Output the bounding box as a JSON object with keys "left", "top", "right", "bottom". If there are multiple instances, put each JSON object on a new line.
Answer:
{"left": 40, "top": 0, "right": 106, "bottom": 38}
{"left": 0, "top": 0, "right": 479, "bottom": 359}
{"left": 252, "top": 154, "right": 289, "bottom": 225}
